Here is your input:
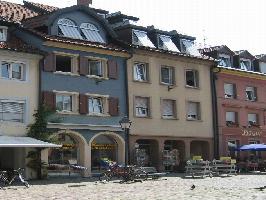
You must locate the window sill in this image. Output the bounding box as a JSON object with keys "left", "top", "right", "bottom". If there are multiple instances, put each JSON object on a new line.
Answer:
{"left": 86, "top": 75, "right": 108, "bottom": 80}
{"left": 56, "top": 111, "right": 79, "bottom": 115}
{"left": 160, "top": 82, "right": 175, "bottom": 87}
{"left": 162, "top": 116, "right": 178, "bottom": 120}
{"left": 134, "top": 115, "right": 152, "bottom": 119}
{"left": 186, "top": 118, "right": 202, "bottom": 122}
{"left": 0, "top": 77, "right": 26, "bottom": 82}
{"left": 87, "top": 113, "right": 110, "bottom": 117}
{"left": 54, "top": 71, "right": 80, "bottom": 76}
{"left": 246, "top": 99, "right": 257, "bottom": 102}
{"left": 132, "top": 80, "right": 151, "bottom": 84}
{"left": 0, "top": 120, "right": 26, "bottom": 126}
{"left": 185, "top": 85, "right": 200, "bottom": 89}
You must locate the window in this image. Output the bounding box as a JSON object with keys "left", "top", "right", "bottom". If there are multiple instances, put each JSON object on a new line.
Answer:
{"left": 259, "top": 62, "right": 266, "bottom": 74}
{"left": 185, "top": 70, "right": 199, "bottom": 88}
{"left": 135, "top": 97, "right": 150, "bottom": 117}
{"left": 227, "top": 140, "right": 240, "bottom": 159}
{"left": 226, "top": 111, "right": 238, "bottom": 127}
{"left": 187, "top": 102, "right": 200, "bottom": 120}
{"left": 80, "top": 23, "right": 105, "bottom": 43}
{"left": 161, "top": 66, "right": 174, "bottom": 85}
{"left": 88, "top": 60, "right": 103, "bottom": 77}
{"left": 180, "top": 39, "right": 201, "bottom": 56}
{"left": 132, "top": 30, "right": 155, "bottom": 48}
{"left": 248, "top": 113, "right": 259, "bottom": 127}
{"left": 133, "top": 63, "right": 148, "bottom": 82}
{"left": 240, "top": 59, "right": 252, "bottom": 71}
{"left": 88, "top": 97, "right": 104, "bottom": 114}
{"left": 0, "top": 26, "right": 7, "bottom": 42}
{"left": 0, "top": 100, "right": 25, "bottom": 123}
{"left": 245, "top": 86, "right": 257, "bottom": 101}
{"left": 219, "top": 54, "right": 231, "bottom": 67}
{"left": 224, "top": 83, "right": 236, "bottom": 99}
{"left": 161, "top": 99, "right": 176, "bottom": 119}
{"left": 56, "top": 94, "right": 72, "bottom": 112}
{"left": 58, "top": 18, "right": 83, "bottom": 39}
{"left": 0, "top": 61, "right": 25, "bottom": 80}
{"left": 55, "top": 55, "right": 77, "bottom": 73}
{"left": 158, "top": 35, "right": 179, "bottom": 52}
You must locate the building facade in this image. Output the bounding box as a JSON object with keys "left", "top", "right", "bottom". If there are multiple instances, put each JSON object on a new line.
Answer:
{"left": 201, "top": 46, "right": 266, "bottom": 161}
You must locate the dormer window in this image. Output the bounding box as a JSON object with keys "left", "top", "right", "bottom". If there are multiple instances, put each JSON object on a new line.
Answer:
{"left": 158, "top": 35, "right": 179, "bottom": 52}
{"left": 132, "top": 30, "right": 155, "bottom": 48}
{"left": 0, "top": 26, "right": 7, "bottom": 42}
{"left": 180, "top": 39, "right": 201, "bottom": 56}
{"left": 58, "top": 18, "right": 83, "bottom": 39}
{"left": 80, "top": 23, "right": 105, "bottom": 43}
{"left": 240, "top": 58, "right": 251, "bottom": 71}
{"left": 97, "top": 13, "right": 106, "bottom": 18}
{"left": 219, "top": 54, "right": 231, "bottom": 67}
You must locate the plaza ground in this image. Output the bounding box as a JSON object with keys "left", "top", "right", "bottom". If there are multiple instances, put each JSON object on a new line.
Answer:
{"left": 1, "top": 173, "right": 266, "bottom": 200}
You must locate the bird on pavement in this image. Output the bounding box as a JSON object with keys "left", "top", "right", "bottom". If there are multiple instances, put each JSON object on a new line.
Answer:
{"left": 190, "top": 184, "right": 195, "bottom": 190}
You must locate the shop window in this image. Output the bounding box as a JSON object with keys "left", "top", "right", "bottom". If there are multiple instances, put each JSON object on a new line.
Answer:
{"left": 132, "top": 30, "right": 155, "bottom": 48}
{"left": 0, "top": 61, "right": 25, "bottom": 81}
{"left": 186, "top": 70, "right": 199, "bottom": 88}
{"left": 224, "top": 83, "right": 236, "bottom": 99}
{"left": 133, "top": 62, "right": 148, "bottom": 82}
{"left": 56, "top": 94, "right": 72, "bottom": 112}
{"left": 187, "top": 101, "right": 200, "bottom": 120}
{"left": 0, "top": 99, "right": 25, "bottom": 123}
{"left": 240, "top": 58, "right": 252, "bottom": 71}
{"left": 0, "top": 26, "right": 7, "bottom": 42}
{"left": 161, "top": 99, "right": 176, "bottom": 119}
{"left": 226, "top": 111, "right": 238, "bottom": 127}
{"left": 248, "top": 113, "right": 259, "bottom": 127}
{"left": 219, "top": 54, "right": 231, "bottom": 67}
{"left": 180, "top": 39, "right": 201, "bottom": 56}
{"left": 80, "top": 23, "right": 105, "bottom": 43}
{"left": 57, "top": 18, "right": 83, "bottom": 39}
{"left": 158, "top": 35, "right": 179, "bottom": 52}
{"left": 161, "top": 66, "right": 175, "bottom": 85}
{"left": 88, "top": 97, "right": 104, "bottom": 114}
{"left": 246, "top": 86, "right": 257, "bottom": 101}
{"left": 135, "top": 96, "right": 150, "bottom": 117}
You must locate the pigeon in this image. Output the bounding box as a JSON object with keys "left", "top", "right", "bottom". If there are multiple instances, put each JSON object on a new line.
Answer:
{"left": 190, "top": 185, "right": 195, "bottom": 190}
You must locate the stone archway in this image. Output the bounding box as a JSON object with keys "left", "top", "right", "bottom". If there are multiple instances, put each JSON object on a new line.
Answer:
{"left": 88, "top": 132, "right": 125, "bottom": 174}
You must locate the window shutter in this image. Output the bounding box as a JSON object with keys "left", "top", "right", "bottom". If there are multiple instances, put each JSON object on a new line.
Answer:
{"left": 107, "top": 60, "right": 118, "bottom": 79}
{"left": 172, "top": 67, "right": 176, "bottom": 85}
{"left": 253, "top": 59, "right": 260, "bottom": 72}
{"left": 233, "top": 55, "right": 240, "bottom": 68}
{"left": 42, "top": 91, "right": 55, "bottom": 110}
{"left": 108, "top": 97, "right": 119, "bottom": 116}
{"left": 79, "top": 94, "right": 88, "bottom": 114}
{"left": 44, "top": 53, "right": 56, "bottom": 72}
{"left": 233, "top": 84, "right": 237, "bottom": 99}
{"left": 79, "top": 56, "right": 88, "bottom": 76}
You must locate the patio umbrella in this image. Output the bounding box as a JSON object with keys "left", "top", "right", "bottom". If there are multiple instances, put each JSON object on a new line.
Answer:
{"left": 239, "top": 144, "right": 266, "bottom": 151}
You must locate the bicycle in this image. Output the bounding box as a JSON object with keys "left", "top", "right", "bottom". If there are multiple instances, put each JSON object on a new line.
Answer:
{"left": 0, "top": 168, "right": 30, "bottom": 188}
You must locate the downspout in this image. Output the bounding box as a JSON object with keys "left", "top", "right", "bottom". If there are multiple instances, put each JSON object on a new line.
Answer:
{"left": 210, "top": 63, "right": 220, "bottom": 159}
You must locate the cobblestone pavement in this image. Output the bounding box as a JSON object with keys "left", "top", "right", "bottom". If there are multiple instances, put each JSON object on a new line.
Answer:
{"left": 1, "top": 173, "right": 266, "bottom": 200}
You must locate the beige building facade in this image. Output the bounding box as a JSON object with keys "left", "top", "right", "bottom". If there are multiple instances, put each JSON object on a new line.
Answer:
{"left": 127, "top": 50, "right": 215, "bottom": 171}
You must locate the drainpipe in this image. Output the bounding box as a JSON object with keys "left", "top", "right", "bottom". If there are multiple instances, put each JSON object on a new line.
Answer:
{"left": 210, "top": 64, "right": 220, "bottom": 159}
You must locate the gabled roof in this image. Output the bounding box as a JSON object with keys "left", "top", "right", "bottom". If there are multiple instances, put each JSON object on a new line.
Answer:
{"left": 234, "top": 50, "right": 255, "bottom": 60}
{"left": 199, "top": 45, "right": 234, "bottom": 56}
{"left": 0, "top": 1, "right": 38, "bottom": 23}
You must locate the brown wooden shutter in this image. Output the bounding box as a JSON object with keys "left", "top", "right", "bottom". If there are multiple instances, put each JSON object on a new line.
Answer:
{"left": 42, "top": 91, "right": 55, "bottom": 110}
{"left": 44, "top": 53, "right": 56, "bottom": 72}
{"left": 79, "top": 94, "right": 88, "bottom": 114}
{"left": 108, "top": 97, "right": 119, "bottom": 116}
{"left": 107, "top": 60, "right": 118, "bottom": 79}
{"left": 79, "top": 56, "right": 88, "bottom": 76}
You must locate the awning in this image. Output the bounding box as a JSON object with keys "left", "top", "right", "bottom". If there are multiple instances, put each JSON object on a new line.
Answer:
{"left": 239, "top": 144, "right": 266, "bottom": 151}
{"left": 0, "top": 136, "right": 62, "bottom": 148}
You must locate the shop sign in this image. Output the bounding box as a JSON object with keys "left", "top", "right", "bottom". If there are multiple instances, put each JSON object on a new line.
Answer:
{"left": 91, "top": 142, "right": 116, "bottom": 150}
{"left": 62, "top": 144, "right": 76, "bottom": 149}
{"left": 241, "top": 129, "right": 262, "bottom": 137}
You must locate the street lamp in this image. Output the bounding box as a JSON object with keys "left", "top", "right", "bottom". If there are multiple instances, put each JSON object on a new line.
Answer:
{"left": 119, "top": 116, "right": 132, "bottom": 166}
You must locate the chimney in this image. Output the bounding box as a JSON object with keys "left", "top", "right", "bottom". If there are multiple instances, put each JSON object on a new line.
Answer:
{"left": 77, "top": 0, "right": 92, "bottom": 6}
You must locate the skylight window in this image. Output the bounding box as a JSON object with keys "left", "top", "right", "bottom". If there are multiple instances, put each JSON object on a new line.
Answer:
{"left": 158, "top": 35, "right": 179, "bottom": 52}
{"left": 80, "top": 23, "right": 105, "bottom": 43}
{"left": 181, "top": 39, "right": 201, "bottom": 57}
{"left": 132, "top": 30, "right": 155, "bottom": 48}
{"left": 58, "top": 18, "right": 83, "bottom": 40}
{"left": 240, "top": 59, "right": 252, "bottom": 71}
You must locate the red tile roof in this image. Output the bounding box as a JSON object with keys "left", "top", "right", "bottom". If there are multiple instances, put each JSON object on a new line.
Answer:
{"left": 0, "top": 1, "right": 38, "bottom": 23}
{"left": 23, "top": 1, "right": 58, "bottom": 14}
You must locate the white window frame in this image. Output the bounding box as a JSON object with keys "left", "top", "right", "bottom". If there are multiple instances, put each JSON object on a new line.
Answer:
{"left": 0, "top": 99, "right": 26, "bottom": 123}
{"left": 161, "top": 66, "right": 174, "bottom": 85}
{"left": 86, "top": 93, "right": 109, "bottom": 116}
{"left": 245, "top": 86, "right": 256, "bottom": 101}
{"left": 226, "top": 111, "right": 238, "bottom": 127}
{"left": 158, "top": 35, "right": 179, "bottom": 52}
{"left": 0, "top": 26, "right": 8, "bottom": 42}
{"left": 54, "top": 52, "right": 79, "bottom": 75}
{"left": 187, "top": 101, "right": 200, "bottom": 120}
{"left": 135, "top": 96, "right": 150, "bottom": 118}
{"left": 240, "top": 58, "right": 252, "bottom": 71}
{"left": 133, "top": 62, "right": 148, "bottom": 82}
{"left": 185, "top": 69, "right": 199, "bottom": 88}
{"left": 224, "top": 83, "right": 235, "bottom": 99}
{"left": 88, "top": 60, "right": 103, "bottom": 77}
{"left": 219, "top": 54, "right": 231, "bottom": 67}
{"left": 80, "top": 23, "right": 105, "bottom": 43}
{"left": 0, "top": 61, "right": 25, "bottom": 81}
{"left": 180, "top": 39, "right": 201, "bottom": 56}
{"left": 132, "top": 30, "right": 155, "bottom": 48}
{"left": 56, "top": 94, "right": 73, "bottom": 113}
{"left": 57, "top": 18, "right": 83, "bottom": 39}
{"left": 248, "top": 113, "right": 258, "bottom": 126}
{"left": 161, "top": 99, "right": 176, "bottom": 119}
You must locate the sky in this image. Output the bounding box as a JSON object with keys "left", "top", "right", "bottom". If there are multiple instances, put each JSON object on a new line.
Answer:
{"left": 7, "top": 0, "right": 266, "bottom": 55}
